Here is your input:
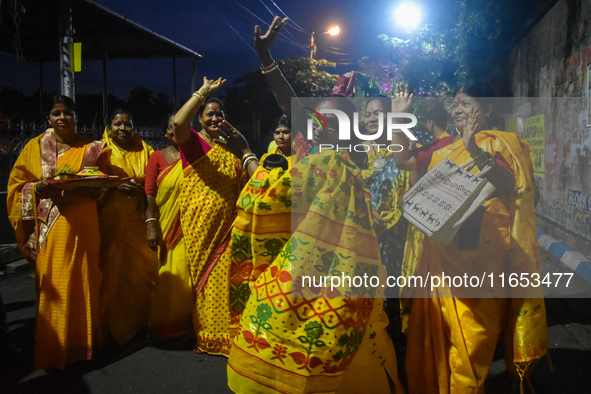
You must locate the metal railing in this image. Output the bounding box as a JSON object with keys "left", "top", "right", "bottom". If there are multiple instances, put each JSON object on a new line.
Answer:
{"left": 0, "top": 120, "right": 169, "bottom": 192}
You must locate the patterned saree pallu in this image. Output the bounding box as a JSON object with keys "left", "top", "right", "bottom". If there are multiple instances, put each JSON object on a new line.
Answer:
{"left": 228, "top": 151, "right": 401, "bottom": 394}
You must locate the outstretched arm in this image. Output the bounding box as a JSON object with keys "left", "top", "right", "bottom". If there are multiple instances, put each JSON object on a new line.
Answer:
{"left": 255, "top": 17, "right": 299, "bottom": 120}
{"left": 173, "top": 77, "right": 226, "bottom": 145}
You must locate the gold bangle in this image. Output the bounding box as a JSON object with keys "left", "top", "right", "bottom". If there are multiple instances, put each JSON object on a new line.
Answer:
{"left": 145, "top": 217, "right": 158, "bottom": 224}
{"left": 475, "top": 152, "right": 493, "bottom": 168}
{"left": 260, "top": 61, "right": 277, "bottom": 71}
{"left": 241, "top": 152, "right": 255, "bottom": 162}
{"left": 192, "top": 91, "right": 205, "bottom": 102}
{"left": 470, "top": 147, "right": 484, "bottom": 159}
{"left": 261, "top": 63, "right": 279, "bottom": 75}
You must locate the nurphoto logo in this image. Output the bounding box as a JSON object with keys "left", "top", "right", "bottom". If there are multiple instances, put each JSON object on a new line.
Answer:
{"left": 302, "top": 102, "right": 418, "bottom": 153}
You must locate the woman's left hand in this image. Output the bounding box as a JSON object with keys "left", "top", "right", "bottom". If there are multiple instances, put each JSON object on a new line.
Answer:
{"left": 391, "top": 82, "right": 414, "bottom": 113}
{"left": 218, "top": 120, "right": 251, "bottom": 158}
{"left": 117, "top": 178, "right": 144, "bottom": 196}
{"left": 462, "top": 107, "right": 480, "bottom": 156}
{"left": 197, "top": 77, "right": 226, "bottom": 98}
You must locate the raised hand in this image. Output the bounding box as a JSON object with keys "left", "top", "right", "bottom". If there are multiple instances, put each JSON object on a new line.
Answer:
{"left": 462, "top": 107, "right": 480, "bottom": 156}
{"left": 198, "top": 77, "right": 226, "bottom": 97}
{"left": 254, "top": 16, "right": 288, "bottom": 61}
{"left": 217, "top": 120, "right": 251, "bottom": 158}
{"left": 391, "top": 82, "right": 414, "bottom": 113}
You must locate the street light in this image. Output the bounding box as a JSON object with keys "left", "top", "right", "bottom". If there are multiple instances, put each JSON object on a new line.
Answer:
{"left": 310, "top": 25, "right": 341, "bottom": 60}
{"left": 394, "top": 3, "right": 421, "bottom": 27}
{"left": 327, "top": 26, "right": 340, "bottom": 36}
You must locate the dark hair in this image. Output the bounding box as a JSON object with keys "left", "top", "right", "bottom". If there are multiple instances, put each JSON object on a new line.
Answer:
{"left": 488, "top": 112, "right": 505, "bottom": 130}
{"left": 276, "top": 114, "right": 291, "bottom": 130}
{"left": 164, "top": 112, "right": 175, "bottom": 134}
{"left": 453, "top": 81, "right": 497, "bottom": 111}
{"left": 263, "top": 154, "right": 289, "bottom": 171}
{"left": 425, "top": 107, "right": 448, "bottom": 130}
{"left": 198, "top": 97, "right": 225, "bottom": 118}
{"left": 365, "top": 95, "right": 391, "bottom": 114}
{"left": 49, "top": 95, "right": 77, "bottom": 115}
{"left": 454, "top": 80, "right": 502, "bottom": 130}
{"left": 109, "top": 108, "right": 135, "bottom": 125}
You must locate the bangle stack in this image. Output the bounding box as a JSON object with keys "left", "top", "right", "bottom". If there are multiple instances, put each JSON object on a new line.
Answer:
{"left": 192, "top": 91, "right": 205, "bottom": 102}
{"left": 470, "top": 148, "right": 493, "bottom": 168}
{"left": 260, "top": 61, "right": 278, "bottom": 75}
{"left": 242, "top": 153, "right": 258, "bottom": 171}
{"left": 145, "top": 217, "right": 158, "bottom": 224}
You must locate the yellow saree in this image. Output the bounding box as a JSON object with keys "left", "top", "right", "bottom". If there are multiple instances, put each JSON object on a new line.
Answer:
{"left": 405, "top": 130, "right": 547, "bottom": 393}
{"left": 149, "top": 159, "right": 193, "bottom": 338}
{"left": 7, "top": 129, "right": 107, "bottom": 369}
{"left": 99, "top": 129, "right": 158, "bottom": 346}
{"left": 227, "top": 151, "right": 403, "bottom": 394}
{"left": 179, "top": 143, "right": 243, "bottom": 356}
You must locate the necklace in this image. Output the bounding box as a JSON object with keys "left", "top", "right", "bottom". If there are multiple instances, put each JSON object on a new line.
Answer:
{"left": 199, "top": 130, "right": 215, "bottom": 146}
{"left": 371, "top": 145, "right": 389, "bottom": 169}
{"left": 168, "top": 146, "right": 180, "bottom": 161}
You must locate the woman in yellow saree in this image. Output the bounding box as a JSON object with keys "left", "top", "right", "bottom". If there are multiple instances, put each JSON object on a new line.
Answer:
{"left": 172, "top": 77, "right": 260, "bottom": 356}
{"left": 260, "top": 114, "right": 293, "bottom": 169}
{"left": 99, "top": 109, "right": 158, "bottom": 346}
{"left": 394, "top": 81, "right": 548, "bottom": 393}
{"left": 145, "top": 114, "right": 193, "bottom": 338}
{"left": 7, "top": 96, "right": 108, "bottom": 369}
{"left": 227, "top": 149, "right": 403, "bottom": 393}
{"left": 226, "top": 17, "right": 403, "bottom": 393}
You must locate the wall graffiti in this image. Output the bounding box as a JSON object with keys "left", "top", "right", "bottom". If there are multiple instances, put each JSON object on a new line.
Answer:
{"left": 524, "top": 114, "right": 545, "bottom": 177}
{"left": 568, "top": 189, "right": 591, "bottom": 212}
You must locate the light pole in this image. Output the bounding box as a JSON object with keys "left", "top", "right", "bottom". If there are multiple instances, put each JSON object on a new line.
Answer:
{"left": 310, "top": 26, "right": 340, "bottom": 60}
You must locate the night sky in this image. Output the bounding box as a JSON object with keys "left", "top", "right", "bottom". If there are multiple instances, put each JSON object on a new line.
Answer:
{"left": 0, "top": 0, "right": 456, "bottom": 100}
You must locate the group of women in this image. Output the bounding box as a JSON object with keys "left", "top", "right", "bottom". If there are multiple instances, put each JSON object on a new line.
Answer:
{"left": 7, "top": 15, "right": 548, "bottom": 394}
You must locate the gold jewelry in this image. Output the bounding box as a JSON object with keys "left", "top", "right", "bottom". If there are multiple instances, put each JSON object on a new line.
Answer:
{"left": 470, "top": 147, "right": 485, "bottom": 159}
{"left": 145, "top": 217, "right": 157, "bottom": 224}
{"left": 192, "top": 91, "right": 205, "bottom": 102}
{"left": 199, "top": 130, "right": 215, "bottom": 145}
{"left": 473, "top": 150, "right": 492, "bottom": 168}
{"left": 260, "top": 61, "right": 277, "bottom": 71}
{"left": 242, "top": 152, "right": 256, "bottom": 162}
{"left": 261, "top": 63, "right": 279, "bottom": 74}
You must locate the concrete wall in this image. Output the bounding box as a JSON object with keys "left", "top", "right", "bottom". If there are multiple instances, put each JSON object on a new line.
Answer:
{"left": 508, "top": 0, "right": 591, "bottom": 256}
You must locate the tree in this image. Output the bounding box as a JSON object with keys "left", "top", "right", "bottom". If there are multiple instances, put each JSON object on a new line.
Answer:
{"left": 358, "top": 0, "right": 544, "bottom": 98}
{"left": 358, "top": 25, "right": 459, "bottom": 98}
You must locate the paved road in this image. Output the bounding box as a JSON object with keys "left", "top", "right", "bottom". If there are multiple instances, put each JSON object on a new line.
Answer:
{"left": 1, "top": 248, "right": 590, "bottom": 393}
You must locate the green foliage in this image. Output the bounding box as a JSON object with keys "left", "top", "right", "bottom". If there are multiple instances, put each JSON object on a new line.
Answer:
{"left": 278, "top": 57, "right": 339, "bottom": 97}
{"left": 358, "top": 0, "right": 538, "bottom": 98}
{"left": 455, "top": 0, "right": 533, "bottom": 82}
{"left": 359, "top": 25, "right": 458, "bottom": 97}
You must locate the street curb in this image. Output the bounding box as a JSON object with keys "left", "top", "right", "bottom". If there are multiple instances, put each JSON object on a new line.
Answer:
{"left": 5, "top": 259, "right": 29, "bottom": 274}
{"left": 537, "top": 229, "right": 591, "bottom": 283}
